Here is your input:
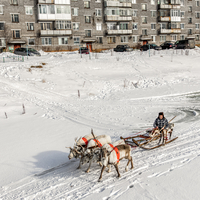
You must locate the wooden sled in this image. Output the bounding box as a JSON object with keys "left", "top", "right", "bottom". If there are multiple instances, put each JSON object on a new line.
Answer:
{"left": 120, "top": 125, "right": 178, "bottom": 150}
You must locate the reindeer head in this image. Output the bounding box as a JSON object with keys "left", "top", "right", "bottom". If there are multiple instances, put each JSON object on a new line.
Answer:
{"left": 100, "top": 148, "right": 110, "bottom": 166}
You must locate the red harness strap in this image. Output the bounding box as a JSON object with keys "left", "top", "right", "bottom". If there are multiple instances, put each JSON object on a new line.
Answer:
{"left": 82, "top": 137, "right": 88, "bottom": 146}
{"left": 109, "top": 144, "right": 120, "bottom": 163}
{"left": 93, "top": 139, "right": 102, "bottom": 147}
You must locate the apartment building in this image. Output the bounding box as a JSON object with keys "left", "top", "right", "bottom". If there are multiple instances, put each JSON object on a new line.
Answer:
{"left": 0, "top": 0, "right": 199, "bottom": 52}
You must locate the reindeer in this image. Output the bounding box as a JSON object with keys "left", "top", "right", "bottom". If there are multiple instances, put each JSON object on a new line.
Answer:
{"left": 67, "top": 133, "right": 111, "bottom": 169}
{"left": 81, "top": 139, "right": 125, "bottom": 173}
{"left": 98, "top": 144, "right": 134, "bottom": 181}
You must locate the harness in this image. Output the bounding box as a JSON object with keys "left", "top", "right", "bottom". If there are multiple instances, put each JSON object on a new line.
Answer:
{"left": 82, "top": 137, "right": 89, "bottom": 146}
{"left": 109, "top": 144, "right": 120, "bottom": 163}
{"left": 93, "top": 139, "right": 102, "bottom": 147}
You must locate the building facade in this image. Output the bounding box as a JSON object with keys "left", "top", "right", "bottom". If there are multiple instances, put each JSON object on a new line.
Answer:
{"left": 0, "top": 0, "right": 200, "bottom": 52}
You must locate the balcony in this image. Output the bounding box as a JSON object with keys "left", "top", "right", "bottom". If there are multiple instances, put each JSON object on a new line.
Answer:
{"left": 160, "top": 16, "right": 171, "bottom": 22}
{"left": 38, "top": 0, "right": 70, "bottom": 4}
{"left": 40, "top": 30, "right": 72, "bottom": 36}
{"left": 107, "top": 29, "right": 132, "bottom": 34}
{"left": 38, "top": 0, "right": 54, "bottom": 3}
{"left": 160, "top": 28, "right": 181, "bottom": 34}
{"left": 105, "top": 16, "right": 132, "bottom": 21}
{"left": 140, "top": 35, "right": 152, "bottom": 41}
{"left": 104, "top": 0, "right": 132, "bottom": 7}
{"left": 159, "top": 4, "right": 181, "bottom": 9}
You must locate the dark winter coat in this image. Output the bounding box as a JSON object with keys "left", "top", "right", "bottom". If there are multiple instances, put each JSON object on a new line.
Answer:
{"left": 153, "top": 117, "right": 169, "bottom": 130}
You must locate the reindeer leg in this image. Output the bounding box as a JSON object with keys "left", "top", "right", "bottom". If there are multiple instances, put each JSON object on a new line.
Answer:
{"left": 98, "top": 165, "right": 106, "bottom": 182}
{"left": 130, "top": 156, "right": 134, "bottom": 169}
{"left": 107, "top": 164, "right": 111, "bottom": 173}
{"left": 77, "top": 157, "right": 82, "bottom": 169}
{"left": 114, "top": 164, "right": 121, "bottom": 178}
{"left": 86, "top": 160, "right": 92, "bottom": 173}
{"left": 126, "top": 159, "right": 130, "bottom": 172}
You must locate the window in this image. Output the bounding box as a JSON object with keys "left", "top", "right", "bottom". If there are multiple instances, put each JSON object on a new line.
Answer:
{"left": 171, "top": 35, "right": 177, "bottom": 41}
{"left": 151, "top": 24, "right": 156, "bottom": 30}
{"left": 11, "top": 14, "right": 19, "bottom": 23}
{"left": 0, "top": 23, "right": 4, "bottom": 30}
{"left": 107, "top": 23, "right": 117, "bottom": 30}
{"left": 171, "top": 22, "right": 179, "bottom": 29}
{"left": 85, "top": 16, "right": 91, "bottom": 23}
{"left": 28, "top": 39, "right": 35, "bottom": 45}
{"left": 95, "top": 9, "right": 102, "bottom": 17}
{"left": 133, "top": 10, "right": 138, "bottom": 17}
{"left": 181, "top": 11, "right": 185, "bottom": 18}
{"left": 73, "top": 22, "right": 79, "bottom": 30}
{"left": 74, "top": 37, "right": 80, "bottom": 45}
{"left": 188, "top": 6, "right": 192, "bottom": 12}
{"left": 180, "top": 23, "right": 185, "bottom": 29}
{"left": 13, "top": 30, "right": 20, "bottom": 39}
{"left": 25, "top": 7, "right": 33, "bottom": 15}
{"left": 180, "top": 0, "right": 184, "bottom": 6}
{"left": 196, "top": 23, "right": 200, "bottom": 29}
{"left": 39, "top": 5, "right": 47, "bottom": 14}
{"left": 133, "top": 23, "right": 138, "bottom": 30}
{"left": 180, "top": 35, "right": 185, "bottom": 40}
{"left": 107, "top": 37, "right": 116, "bottom": 44}
{"left": 0, "top": 38, "right": 6, "bottom": 46}
{"left": 132, "top": 0, "right": 136, "bottom": 3}
{"left": 40, "top": 23, "right": 52, "bottom": 30}
{"left": 151, "top": 11, "right": 156, "bottom": 17}
{"left": 56, "top": 21, "right": 71, "bottom": 29}
{"left": 56, "top": 6, "right": 70, "bottom": 14}
{"left": 58, "top": 37, "right": 68, "bottom": 45}
{"left": 188, "top": 29, "right": 192, "bottom": 35}
{"left": 152, "top": 35, "right": 156, "bottom": 42}
{"left": 48, "top": 5, "right": 55, "bottom": 14}
{"left": 196, "top": 1, "right": 200, "bottom": 6}
{"left": 27, "top": 23, "right": 34, "bottom": 31}
{"left": 161, "top": 23, "right": 167, "bottom": 29}
{"left": 85, "top": 30, "right": 91, "bottom": 37}
{"left": 133, "top": 36, "right": 138, "bottom": 43}
{"left": 10, "top": 0, "right": 18, "bottom": 5}
{"left": 142, "top": 17, "right": 147, "bottom": 24}
{"left": 196, "top": 12, "right": 200, "bottom": 18}
{"left": 188, "top": 18, "right": 192, "bottom": 24}
{"left": 41, "top": 38, "right": 52, "bottom": 45}
{"left": 160, "top": 35, "right": 166, "bottom": 42}
{"left": 196, "top": 35, "right": 200, "bottom": 41}
{"left": 142, "top": 4, "right": 147, "bottom": 11}
{"left": 151, "top": 0, "right": 155, "bottom": 4}
{"left": 121, "top": 36, "right": 128, "bottom": 43}
{"left": 171, "top": 10, "right": 180, "bottom": 17}
{"left": 120, "top": 23, "right": 128, "bottom": 30}
{"left": 84, "top": 1, "right": 90, "bottom": 8}
{"left": 97, "top": 36, "right": 103, "bottom": 44}
{"left": 0, "top": 6, "right": 3, "bottom": 14}
{"left": 142, "top": 29, "right": 147, "bottom": 36}
{"left": 96, "top": 0, "right": 101, "bottom": 3}
{"left": 72, "top": 8, "right": 78, "bottom": 16}
{"left": 96, "top": 23, "right": 101, "bottom": 31}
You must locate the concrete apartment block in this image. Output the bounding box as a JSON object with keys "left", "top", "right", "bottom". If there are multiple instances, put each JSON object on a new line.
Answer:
{"left": 0, "top": 0, "right": 199, "bottom": 52}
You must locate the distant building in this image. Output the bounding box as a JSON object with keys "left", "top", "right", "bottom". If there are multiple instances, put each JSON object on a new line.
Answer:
{"left": 0, "top": 0, "right": 199, "bottom": 52}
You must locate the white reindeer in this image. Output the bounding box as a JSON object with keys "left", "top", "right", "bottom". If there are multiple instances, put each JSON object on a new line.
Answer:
{"left": 81, "top": 139, "right": 125, "bottom": 173}
{"left": 98, "top": 144, "right": 134, "bottom": 181}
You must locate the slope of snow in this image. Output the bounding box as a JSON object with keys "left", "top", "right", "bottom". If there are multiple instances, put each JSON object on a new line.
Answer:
{"left": 0, "top": 49, "right": 200, "bottom": 199}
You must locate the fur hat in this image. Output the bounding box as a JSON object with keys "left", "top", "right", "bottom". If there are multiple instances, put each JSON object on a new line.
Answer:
{"left": 159, "top": 112, "right": 164, "bottom": 117}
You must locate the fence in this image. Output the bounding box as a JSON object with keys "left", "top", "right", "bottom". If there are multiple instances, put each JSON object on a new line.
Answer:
{"left": 1, "top": 55, "right": 24, "bottom": 63}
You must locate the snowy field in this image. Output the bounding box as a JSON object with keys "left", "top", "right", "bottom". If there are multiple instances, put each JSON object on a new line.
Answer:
{"left": 0, "top": 48, "right": 200, "bottom": 199}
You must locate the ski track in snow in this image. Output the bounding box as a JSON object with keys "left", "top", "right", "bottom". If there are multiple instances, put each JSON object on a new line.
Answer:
{"left": 0, "top": 50, "right": 200, "bottom": 199}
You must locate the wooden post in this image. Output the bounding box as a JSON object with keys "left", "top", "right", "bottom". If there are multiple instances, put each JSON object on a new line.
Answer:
{"left": 78, "top": 90, "right": 80, "bottom": 98}
{"left": 22, "top": 104, "right": 25, "bottom": 114}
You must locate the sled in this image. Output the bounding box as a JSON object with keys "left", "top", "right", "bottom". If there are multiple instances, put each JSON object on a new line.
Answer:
{"left": 120, "top": 123, "right": 178, "bottom": 150}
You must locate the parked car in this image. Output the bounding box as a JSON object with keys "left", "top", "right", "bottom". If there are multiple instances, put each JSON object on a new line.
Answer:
{"left": 140, "top": 44, "right": 161, "bottom": 51}
{"left": 78, "top": 47, "right": 89, "bottom": 54}
{"left": 114, "top": 45, "right": 133, "bottom": 52}
{"left": 160, "top": 42, "right": 174, "bottom": 49}
{"left": 14, "top": 48, "right": 41, "bottom": 56}
{"left": 175, "top": 39, "right": 195, "bottom": 49}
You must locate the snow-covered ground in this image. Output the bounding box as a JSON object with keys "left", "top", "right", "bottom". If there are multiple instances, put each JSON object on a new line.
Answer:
{"left": 0, "top": 49, "right": 200, "bottom": 199}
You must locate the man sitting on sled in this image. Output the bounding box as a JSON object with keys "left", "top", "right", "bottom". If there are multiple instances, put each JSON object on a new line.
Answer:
{"left": 152, "top": 112, "right": 169, "bottom": 144}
